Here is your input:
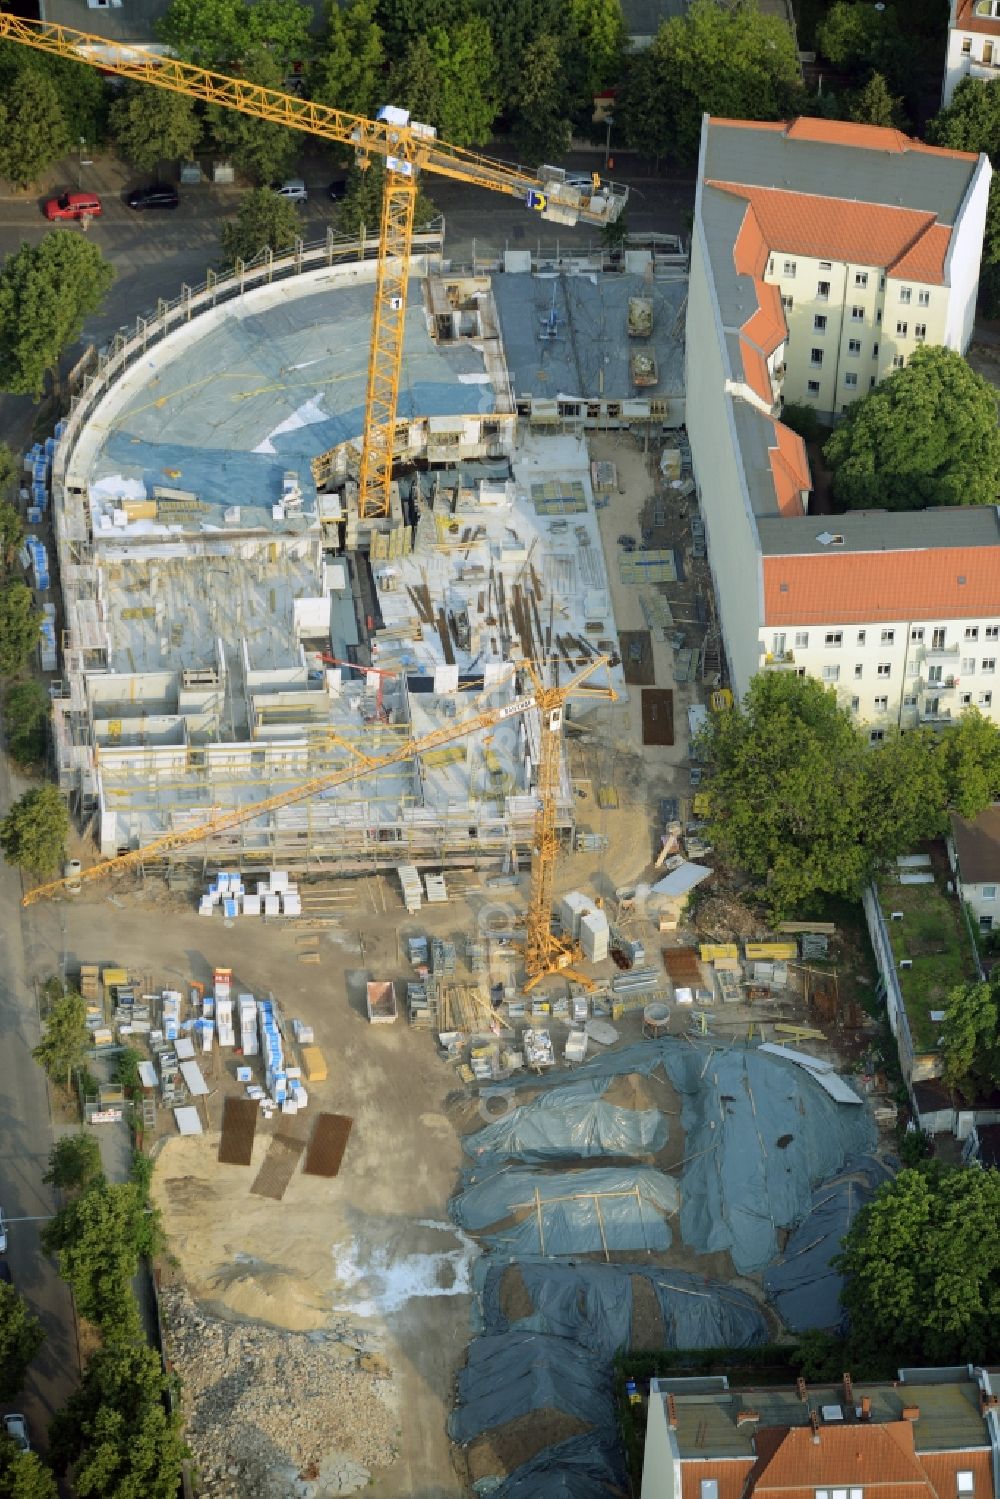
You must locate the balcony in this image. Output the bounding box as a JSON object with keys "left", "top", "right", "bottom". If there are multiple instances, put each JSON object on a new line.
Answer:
{"left": 763, "top": 650, "right": 797, "bottom": 671}
{"left": 919, "top": 707, "right": 954, "bottom": 724}
{"left": 918, "top": 642, "right": 960, "bottom": 664}
{"left": 916, "top": 675, "right": 958, "bottom": 693}
{"left": 969, "top": 59, "right": 1000, "bottom": 81}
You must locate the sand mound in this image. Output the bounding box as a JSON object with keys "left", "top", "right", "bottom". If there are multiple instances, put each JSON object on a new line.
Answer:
{"left": 467, "top": 1411, "right": 589, "bottom": 1483}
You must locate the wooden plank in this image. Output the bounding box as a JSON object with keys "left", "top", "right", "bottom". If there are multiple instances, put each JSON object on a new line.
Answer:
{"left": 218, "top": 1096, "right": 258, "bottom": 1166}
{"left": 303, "top": 1112, "right": 354, "bottom": 1178}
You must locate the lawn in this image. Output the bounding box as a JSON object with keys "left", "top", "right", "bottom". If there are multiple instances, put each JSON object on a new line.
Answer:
{"left": 880, "top": 879, "right": 977, "bottom": 1053}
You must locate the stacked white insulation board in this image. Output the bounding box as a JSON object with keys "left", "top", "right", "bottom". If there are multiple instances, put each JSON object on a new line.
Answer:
{"left": 424, "top": 873, "right": 448, "bottom": 904}
{"left": 399, "top": 865, "right": 422, "bottom": 912}
{"left": 239, "top": 994, "right": 258, "bottom": 1055}
{"left": 199, "top": 870, "right": 301, "bottom": 918}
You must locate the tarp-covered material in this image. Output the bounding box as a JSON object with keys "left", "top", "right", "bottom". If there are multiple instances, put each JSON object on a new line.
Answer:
{"left": 660, "top": 1044, "right": 876, "bottom": 1275}
{"left": 492, "top": 1432, "right": 629, "bottom": 1498}
{"left": 463, "top": 1079, "right": 667, "bottom": 1168}
{"left": 477, "top": 1258, "right": 767, "bottom": 1355}
{"left": 763, "top": 1155, "right": 895, "bottom": 1331}
{"left": 451, "top": 1166, "right": 679, "bottom": 1255}
{"left": 449, "top": 1331, "right": 616, "bottom": 1446}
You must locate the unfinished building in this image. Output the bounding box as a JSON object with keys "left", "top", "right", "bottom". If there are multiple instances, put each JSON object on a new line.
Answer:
{"left": 48, "top": 244, "right": 686, "bottom": 871}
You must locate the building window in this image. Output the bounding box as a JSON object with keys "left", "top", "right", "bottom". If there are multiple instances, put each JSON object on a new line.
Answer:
{"left": 782, "top": 294, "right": 794, "bottom": 312}
{"left": 810, "top": 348, "right": 824, "bottom": 366}
{"left": 966, "top": 626, "right": 979, "bottom": 640}
{"left": 848, "top": 338, "right": 862, "bottom": 355}
{"left": 807, "top": 380, "right": 820, "bottom": 395}
{"left": 980, "top": 915, "right": 994, "bottom": 932}
{"left": 893, "top": 355, "right": 905, "bottom": 368}
{"left": 854, "top": 663, "right": 864, "bottom": 679}
{"left": 870, "top": 377, "right": 876, "bottom": 388}
{"left": 851, "top": 306, "right": 865, "bottom": 321}
{"left": 844, "top": 372, "right": 858, "bottom": 387}
{"left": 783, "top": 260, "right": 797, "bottom": 277}
{"left": 958, "top": 1471, "right": 975, "bottom": 1495}
{"left": 986, "top": 625, "right": 999, "bottom": 640}
{"left": 918, "top": 289, "right": 930, "bottom": 307}
{"left": 825, "top": 632, "right": 843, "bottom": 647}
{"left": 795, "top": 631, "right": 809, "bottom": 648}
{"left": 877, "top": 663, "right": 891, "bottom": 677}
{"left": 983, "top": 657, "right": 996, "bottom": 673}
{"left": 915, "top": 323, "right": 927, "bottom": 342}
{"left": 874, "top": 696, "right": 888, "bottom": 711}
{"left": 962, "top": 657, "right": 976, "bottom": 675}
{"left": 857, "top": 630, "right": 866, "bottom": 645}
{"left": 855, "top": 271, "right": 869, "bottom": 288}
{"left": 899, "top": 286, "right": 912, "bottom": 304}
{"left": 911, "top": 627, "right": 924, "bottom": 642}
{"left": 933, "top": 628, "right": 946, "bottom": 648}
{"left": 814, "top": 314, "right": 828, "bottom": 332}
{"left": 850, "top": 696, "right": 860, "bottom": 712}
{"left": 962, "top": 692, "right": 973, "bottom": 706}
{"left": 870, "top": 729, "right": 885, "bottom": 743}
{"left": 979, "top": 691, "right": 993, "bottom": 707}
{"left": 873, "top": 342, "right": 879, "bottom": 357}
{"left": 903, "top": 695, "right": 917, "bottom": 708}
{"left": 822, "top": 665, "right": 840, "bottom": 682}
{"left": 817, "top": 283, "right": 830, "bottom": 302}
{"left": 986, "top": 39, "right": 996, "bottom": 63}
{"left": 819, "top": 260, "right": 832, "bottom": 270}
{"left": 881, "top": 629, "right": 895, "bottom": 644}
{"left": 983, "top": 885, "right": 998, "bottom": 900}
{"left": 896, "top": 321, "right": 908, "bottom": 337}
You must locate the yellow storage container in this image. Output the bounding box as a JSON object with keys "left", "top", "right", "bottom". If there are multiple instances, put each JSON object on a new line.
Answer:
{"left": 744, "top": 942, "right": 797, "bottom": 961}
{"left": 700, "top": 943, "right": 739, "bottom": 962}
{"left": 300, "top": 1045, "right": 328, "bottom": 1083}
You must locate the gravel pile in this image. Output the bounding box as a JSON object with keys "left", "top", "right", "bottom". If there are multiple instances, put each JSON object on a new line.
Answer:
{"left": 160, "top": 1287, "right": 399, "bottom": 1498}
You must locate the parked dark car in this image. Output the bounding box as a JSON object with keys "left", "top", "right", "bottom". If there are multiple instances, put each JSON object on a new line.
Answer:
{"left": 327, "top": 176, "right": 348, "bottom": 202}
{"left": 126, "top": 184, "right": 179, "bottom": 210}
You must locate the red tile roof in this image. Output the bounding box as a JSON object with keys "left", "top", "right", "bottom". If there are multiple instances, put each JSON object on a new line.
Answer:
{"left": 752, "top": 1422, "right": 931, "bottom": 1494}
{"left": 768, "top": 421, "right": 811, "bottom": 517}
{"left": 710, "top": 117, "right": 977, "bottom": 163}
{"left": 744, "top": 281, "right": 786, "bottom": 357}
{"left": 734, "top": 200, "right": 769, "bottom": 279}
{"left": 708, "top": 183, "right": 950, "bottom": 285}
{"left": 955, "top": 0, "right": 1000, "bottom": 36}
{"left": 763, "top": 546, "right": 1000, "bottom": 625}
{"left": 681, "top": 1457, "right": 755, "bottom": 1499}
{"left": 741, "top": 336, "right": 775, "bottom": 406}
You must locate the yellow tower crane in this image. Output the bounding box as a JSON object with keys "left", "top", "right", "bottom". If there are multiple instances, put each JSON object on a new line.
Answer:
{"left": 22, "top": 658, "right": 616, "bottom": 991}
{"left": 0, "top": 16, "right": 628, "bottom": 523}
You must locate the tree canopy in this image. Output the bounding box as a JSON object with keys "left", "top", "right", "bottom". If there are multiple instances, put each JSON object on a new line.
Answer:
{"left": 0, "top": 785, "right": 68, "bottom": 877}
{"left": 0, "top": 1286, "right": 44, "bottom": 1401}
{"left": 0, "top": 69, "right": 69, "bottom": 189}
{"left": 3, "top": 682, "right": 49, "bottom": 771}
{"left": 823, "top": 346, "right": 1000, "bottom": 512}
{"left": 109, "top": 84, "right": 202, "bottom": 173}
{"left": 32, "top": 988, "right": 88, "bottom": 1089}
{"left": 0, "top": 584, "right": 41, "bottom": 677}
{"left": 43, "top": 1133, "right": 104, "bottom": 1195}
{"left": 336, "top": 159, "right": 437, "bottom": 237}
{"left": 158, "top": 0, "right": 313, "bottom": 68}
{"left": 220, "top": 186, "right": 302, "bottom": 265}
{"left": 310, "top": 0, "right": 384, "bottom": 120}
{"left": 0, "top": 1443, "right": 58, "bottom": 1499}
{"left": 42, "top": 1178, "right": 162, "bottom": 1336}
{"left": 848, "top": 72, "right": 903, "bottom": 129}
{"left": 928, "top": 78, "right": 1000, "bottom": 316}
{"left": 0, "top": 234, "right": 114, "bottom": 399}
{"left": 940, "top": 977, "right": 1000, "bottom": 1095}
{"left": 387, "top": 19, "right": 499, "bottom": 147}
{"left": 617, "top": 0, "right": 801, "bottom": 164}
{"left": 49, "top": 1343, "right": 185, "bottom": 1499}
{"left": 837, "top": 1166, "right": 1000, "bottom": 1365}
{"left": 208, "top": 49, "right": 299, "bottom": 183}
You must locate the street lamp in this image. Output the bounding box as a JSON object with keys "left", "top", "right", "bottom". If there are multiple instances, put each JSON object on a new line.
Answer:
{"left": 604, "top": 114, "right": 615, "bottom": 170}
{"left": 78, "top": 137, "right": 86, "bottom": 190}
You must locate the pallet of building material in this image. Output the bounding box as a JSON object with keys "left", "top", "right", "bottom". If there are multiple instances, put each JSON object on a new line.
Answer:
{"left": 302, "top": 1112, "right": 353, "bottom": 1178}
{"left": 673, "top": 647, "right": 699, "bottom": 684}
{"left": 218, "top": 1096, "right": 259, "bottom": 1166}
{"left": 799, "top": 933, "right": 830, "bottom": 959}
{"left": 300, "top": 1045, "right": 328, "bottom": 1082}
{"left": 590, "top": 460, "right": 617, "bottom": 495}
{"left": 596, "top": 785, "right": 619, "bottom": 809}
{"left": 619, "top": 550, "right": 678, "bottom": 586}
{"left": 661, "top": 947, "right": 703, "bottom": 983}
{"left": 398, "top": 864, "right": 422, "bottom": 912}
{"left": 715, "top": 969, "right": 743, "bottom": 1004}
{"left": 424, "top": 873, "right": 448, "bottom": 903}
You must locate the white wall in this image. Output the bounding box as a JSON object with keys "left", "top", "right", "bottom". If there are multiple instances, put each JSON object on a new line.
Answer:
{"left": 944, "top": 153, "right": 992, "bottom": 351}
{"left": 640, "top": 1394, "right": 681, "bottom": 1499}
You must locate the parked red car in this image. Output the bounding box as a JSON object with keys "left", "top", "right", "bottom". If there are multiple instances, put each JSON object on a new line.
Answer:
{"left": 43, "top": 191, "right": 102, "bottom": 221}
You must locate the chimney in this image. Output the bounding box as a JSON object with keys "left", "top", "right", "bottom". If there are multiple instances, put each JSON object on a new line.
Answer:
{"left": 981, "top": 1393, "right": 999, "bottom": 1414}
{"left": 843, "top": 1373, "right": 853, "bottom": 1407}
{"left": 902, "top": 1406, "right": 920, "bottom": 1422}
{"left": 810, "top": 1411, "right": 821, "bottom": 1445}
{"left": 668, "top": 1394, "right": 678, "bottom": 1430}
{"left": 797, "top": 1377, "right": 808, "bottom": 1403}
{"left": 859, "top": 1397, "right": 872, "bottom": 1422}
{"left": 737, "top": 1410, "right": 760, "bottom": 1428}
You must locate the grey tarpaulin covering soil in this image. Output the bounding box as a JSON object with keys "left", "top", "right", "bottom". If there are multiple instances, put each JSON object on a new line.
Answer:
{"left": 451, "top": 1165, "right": 679, "bottom": 1255}
{"left": 450, "top": 1329, "right": 619, "bottom": 1447}
{"left": 463, "top": 1079, "right": 668, "bottom": 1167}
{"left": 477, "top": 1259, "right": 767, "bottom": 1355}
{"left": 762, "top": 1155, "right": 895, "bottom": 1330}
{"left": 659, "top": 1043, "right": 875, "bottom": 1274}
{"left": 489, "top": 1433, "right": 629, "bottom": 1498}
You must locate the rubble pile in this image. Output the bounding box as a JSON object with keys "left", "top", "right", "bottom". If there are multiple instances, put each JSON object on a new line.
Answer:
{"left": 160, "top": 1287, "right": 399, "bottom": 1498}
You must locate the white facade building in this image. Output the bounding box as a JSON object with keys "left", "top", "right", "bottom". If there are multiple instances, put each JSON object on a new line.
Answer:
{"left": 949, "top": 806, "right": 1000, "bottom": 931}
{"left": 687, "top": 114, "right": 1000, "bottom": 723}
{"left": 943, "top": 0, "right": 1000, "bottom": 107}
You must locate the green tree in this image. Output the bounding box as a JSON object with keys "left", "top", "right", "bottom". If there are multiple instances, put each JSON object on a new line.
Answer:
{"left": 158, "top": 0, "right": 312, "bottom": 68}
{"left": 387, "top": 19, "right": 499, "bottom": 147}
{"left": 566, "top": 0, "right": 626, "bottom": 98}
{"left": 4, "top": 681, "right": 50, "bottom": 771}
{"left": 0, "top": 1286, "right": 44, "bottom": 1400}
{"left": 836, "top": 1166, "right": 1000, "bottom": 1364}
{"left": 109, "top": 84, "right": 201, "bottom": 174}
{"left": 702, "top": 673, "right": 873, "bottom": 918}
{"left": 942, "top": 710, "right": 1000, "bottom": 817}
{"left": 816, "top": 1, "right": 899, "bottom": 71}
{"left": 478, "top": 0, "right": 565, "bottom": 116}
{"left": 0, "top": 1442, "right": 58, "bottom": 1499}
{"left": 49, "top": 1343, "right": 186, "bottom": 1499}
{"left": 779, "top": 401, "right": 823, "bottom": 445}
{"left": 42, "top": 1178, "right": 162, "bottom": 1336}
{"left": 374, "top": 0, "right": 471, "bottom": 58}
{"left": 615, "top": 45, "right": 671, "bottom": 161}
{"left": 336, "top": 158, "right": 437, "bottom": 236}
{"left": 863, "top": 727, "right": 950, "bottom": 858}
{"left": 0, "top": 69, "right": 69, "bottom": 189}
{"left": 620, "top": 0, "right": 802, "bottom": 164}
{"left": 928, "top": 75, "right": 1000, "bottom": 155}
{"left": 310, "top": 0, "right": 384, "bottom": 120}
{"left": 208, "top": 49, "right": 299, "bottom": 184}
{"left": 43, "top": 1133, "right": 104, "bottom": 1195}
{"left": 0, "top": 499, "right": 24, "bottom": 571}
{"left": 0, "top": 234, "right": 114, "bottom": 399}
{"left": 510, "top": 32, "right": 574, "bottom": 162}
{"left": 32, "top": 988, "right": 88, "bottom": 1089}
{"left": 0, "top": 443, "right": 16, "bottom": 500}
{"left": 848, "top": 71, "right": 903, "bottom": 129}
{"left": 940, "top": 978, "right": 1000, "bottom": 1094}
{"left": 0, "top": 785, "right": 68, "bottom": 877}
{"left": 220, "top": 186, "right": 302, "bottom": 265}
{"left": 0, "top": 584, "right": 41, "bottom": 678}
{"left": 823, "top": 346, "right": 1000, "bottom": 512}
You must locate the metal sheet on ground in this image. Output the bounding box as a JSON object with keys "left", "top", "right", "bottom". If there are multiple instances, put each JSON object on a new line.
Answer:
{"left": 250, "top": 1132, "right": 306, "bottom": 1200}
{"left": 218, "top": 1096, "right": 258, "bottom": 1166}
{"left": 661, "top": 948, "right": 702, "bottom": 983}
{"left": 641, "top": 688, "right": 674, "bottom": 746}
{"left": 303, "top": 1112, "right": 353, "bottom": 1178}
{"left": 620, "top": 630, "right": 655, "bottom": 686}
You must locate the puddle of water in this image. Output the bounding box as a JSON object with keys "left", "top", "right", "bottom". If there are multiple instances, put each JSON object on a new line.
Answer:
{"left": 332, "top": 1220, "right": 479, "bottom": 1318}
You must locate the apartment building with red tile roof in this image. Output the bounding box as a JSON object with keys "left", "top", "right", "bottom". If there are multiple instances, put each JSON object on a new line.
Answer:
{"left": 641, "top": 1369, "right": 999, "bottom": 1499}
{"left": 944, "top": 1, "right": 1000, "bottom": 106}
{"left": 687, "top": 113, "right": 999, "bottom": 732}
